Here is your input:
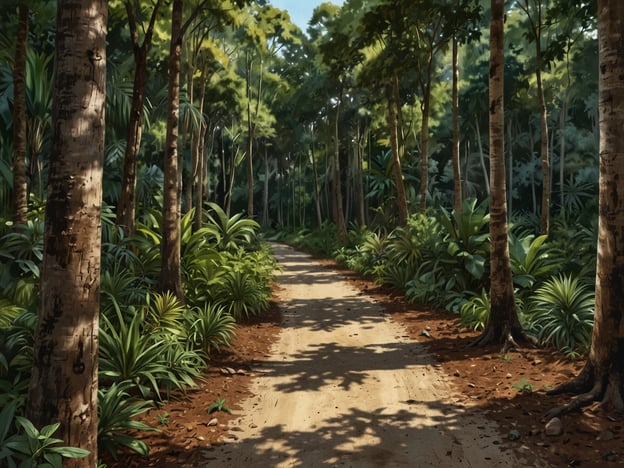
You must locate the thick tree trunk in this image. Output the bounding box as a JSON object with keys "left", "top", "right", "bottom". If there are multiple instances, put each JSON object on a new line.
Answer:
{"left": 26, "top": 2, "right": 107, "bottom": 465}
{"left": 452, "top": 36, "right": 462, "bottom": 215}
{"left": 12, "top": 2, "right": 29, "bottom": 226}
{"left": 386, "top": 78, "right": 409, "bottom": 226}
{"left": 158, "top": 0, "right": 184, "bottom": 300}
{"left": 546, "top": 0, "right": 624, "bottom": 417}
{"left": 474, "top": 0, "right": 534, "bottom": 350}
{"left": 116, "top": 0, "right": 162, "bottom": 235}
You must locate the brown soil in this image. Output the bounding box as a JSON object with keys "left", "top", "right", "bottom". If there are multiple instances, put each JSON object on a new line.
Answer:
{"left": 106, "top": 254, "right": 622, "bottom": 468}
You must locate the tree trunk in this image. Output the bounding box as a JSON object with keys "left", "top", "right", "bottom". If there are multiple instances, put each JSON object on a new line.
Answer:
{"left": 25, "top": 2, "right": 107, "bottom": 465}
{"left": 536, "top": 43, "right": 550, "bottom": 235}
{"left": 262, "top": 146, "right": 270, "bottom": 226}
{"left": 419, "top": 63, "right": 433, "bottom": 214}
{"left": 474, "top": 0, "right": 533, "bottom": 350}
{"left": 158, "top": 0, "right": 184, "bottom": 300}
{"left": 12, "top": 2, "right": 29, "bottom": 226}
{"left": 546, "top": 0, "right": 624, "bottom": 417}
{"left": 452, "top": 36, "right": 462, "bottom": 215}
{"left": 475, "top": 117, "right": 490, "bottom": 195}
{"left": 386, "top": 77, "right": 409, "bottom": 226}
{"left": 192, "top": 75, "right": 208, "bottom": 231}
{"left": 311, "top": 132, "right": 323, "bottom": 228}
{"left": 507, "top": 121, "right": 514, "bottom": 216}
{"left": 333, "top": 81, "right": 348, "bottom": 244}
{"left": 356, "top": 121, "right": 366, "bottom": 227}
{"left": 116, "top": 0, "right": 162, "bottom": 235}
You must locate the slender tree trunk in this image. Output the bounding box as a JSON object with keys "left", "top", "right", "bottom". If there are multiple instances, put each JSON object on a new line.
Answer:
{"left": 262, "top": 146, "right": 270, "bottom": 226}
{"left": 387, "top": 77, "right": 409, "bottom": 226}
{"left": 419, "top": 64, "right": 433, "bottom": 214}
{"left": 158, "top": 0, "right": 184, "bottom": 300}
{"left": 12, "top": 2, "right": 29, "bottom": 226}
{"left": 507, "top": 121, "right": 514, "bottom": 216}
{"left": 546, "top": 0, "right": 624, "bottom": 417}
{"left": 474, "top": 0, "right": 533, "bottom": 350}
{"left": 310, "top": 131, "right": 323, "bottom": 228}
{"left": 536, "top": 47, "right": 550, "bottom": 235}
{"left": 333, "top": 81, "right": 348, "bottom": 244}
{"left": 559, "top": 93, "right": 568, "bottom": 210}
{"left": 116, "top": 0, "right": 162, "bottom": 235}
{"left": 192, "top": 75, "right": 208, "bottom": 230}
{"left": 475, "top": 117, "right": 490, "bottom": 195}
{"left": 356, "top": 122, "right": 366, "bottom": 226}
{"left": 26, "top": 2, "right": 107, "bottom": 464}
{"left": 452, "top": 35, "right": 462, "bottom": 215}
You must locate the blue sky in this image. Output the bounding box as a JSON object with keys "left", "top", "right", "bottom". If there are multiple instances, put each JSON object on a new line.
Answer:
{"left": 269, "top": 1, "right": 344, "bottom": 31}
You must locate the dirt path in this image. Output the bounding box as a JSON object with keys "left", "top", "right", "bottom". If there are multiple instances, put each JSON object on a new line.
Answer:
{"left": 207, "top": 244, "right": 540, "bottom": 467}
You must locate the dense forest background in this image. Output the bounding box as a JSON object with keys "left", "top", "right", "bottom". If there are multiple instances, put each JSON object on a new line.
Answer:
{"left": 2, "top": 0, "right": 620, "bottom": 465}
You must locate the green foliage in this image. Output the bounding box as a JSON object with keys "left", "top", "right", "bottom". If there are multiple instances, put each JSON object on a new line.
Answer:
{"left": 187, "top": 303, "right": 236, "bottom": 353}
{"left": 437, "top": 198, "right": 490, "bottom": 280}
{"left": 509, "top": 234, "right": 557, "bottom": 289}
{"left": 528, "top": 275, "right": 594, "bottom": 352}
{"left": 285, "top": 224, "right": 343, "bottom": 257}
{"left": 213, "top": 270, "right": 269, "bottom": 320}
{"left": 511, "top": 378, "right": 535, "bottom": 393}
{"left": 144, "top": 291, "right": 186, "bottom": 337}
{"left": 98, "top": 381, "right": 157, "bottom": 460}
{"left": 339, "top": 230, "right": 388, "bottom": 276}
{"left": 99, "top": 305, "right": 175, "bottom": 400}
{"left": 459, "top": 289, "right": 490, "bottom": 331}
{"left": 0, "top": 221, "right": 44, "bottom": 309}
{"left": 203, "top": 203, "right": 260, "bottom": 252}
{"left": 0, "top": 401, "right": 89, "bottom": 468}
{"left": 207, "top": 397, "right": 231, "bottom": 414}
{"left": 156, "top": 413, "right": 169, "bottom": 426}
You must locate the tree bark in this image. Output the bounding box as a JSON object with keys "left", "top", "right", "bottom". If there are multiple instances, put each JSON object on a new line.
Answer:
{"left": 12, "top": 2, "right": 29, "bottom": 226}
{"left": 116, "top": 0, "right": 162, "bottom": 235}
{"left": 536, "top": 36, "right": 550, "bottom": 235}
{"left": 26, "top": 1, "right": 107, "bottom": 465}
{"left": 546, "top": 0, "right": 624, "bottom": 417}
{"left": 386, "top": 77, "right": 409, "bottom": 226}
{"left": 158, "top": 0, "right": 184, "bottom": 300}
{"left": 473, "top": 0, "right": 534, "bottom": 350}
{"left": 419, "top": 88, "right": 431, "bottom": 214}
{"left": 475, "top": 117, "right": 490, "bottom": 195}
{"left": 452, "top": 35, "right": 462, "bottom": 215}
{"left": 333, "top": 80, "right": 348, "bottom": 244}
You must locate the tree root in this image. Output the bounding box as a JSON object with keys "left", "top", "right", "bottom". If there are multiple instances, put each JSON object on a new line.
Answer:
{"left": 470, "top": 324, "right": 538, "bottom": 353}
{"left": 544, "top": 383, "right": 603, "bottom": 420}
{"left": 546, "top": 364, "right": 593, "bottom": 397}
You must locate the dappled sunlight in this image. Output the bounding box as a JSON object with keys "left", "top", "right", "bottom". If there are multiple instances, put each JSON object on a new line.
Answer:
{"left": 206, "top": 402, "right": 505, "bottom": 467}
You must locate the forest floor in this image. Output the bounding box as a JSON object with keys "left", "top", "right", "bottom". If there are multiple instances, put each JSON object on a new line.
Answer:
{"left": 107, "top": 244, "right": 622, "bottom": 467}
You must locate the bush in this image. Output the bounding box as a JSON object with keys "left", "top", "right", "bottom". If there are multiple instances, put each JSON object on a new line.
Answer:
{"left": 527, "top": 275, "right": 594, "bottom": 352}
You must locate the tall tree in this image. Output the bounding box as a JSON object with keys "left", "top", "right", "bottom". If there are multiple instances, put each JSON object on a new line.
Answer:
{"left": 26, "top": 0, "right": 107, "bottom": 464}
{"left": 115, "top": 0, "right": 163, "bottom": 236}
{"left": 452, "top": 34, "right": 462, "bottom": 214}
{"left": 158, "top": 0, "right": 185, "bottom": 298}
{"left": 11, "top": 1, "right": 28, "bottom": 226}
{"left": 518, "top": 0, "right": 551, "bottom": 235}
{"left": 546, "top": 0, "right": 624, "bottom": 416}
{"left": 473, "top": 0, "right": 535, "bottom": 350}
